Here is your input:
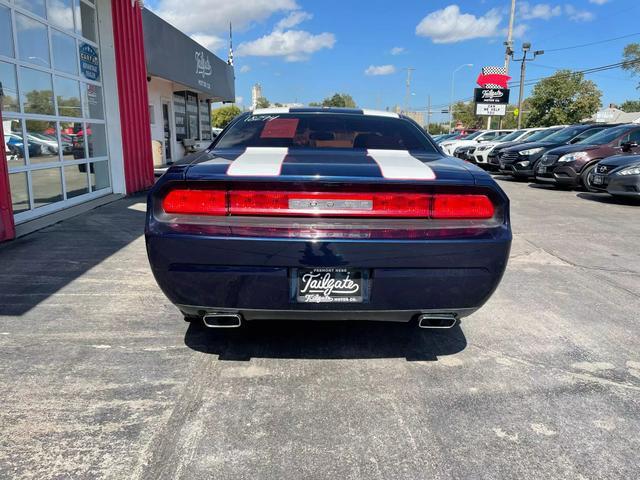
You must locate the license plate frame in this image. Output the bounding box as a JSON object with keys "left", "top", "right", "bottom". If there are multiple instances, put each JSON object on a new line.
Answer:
{"left": 292, "top": 268, "right": 369, "bottom": 304}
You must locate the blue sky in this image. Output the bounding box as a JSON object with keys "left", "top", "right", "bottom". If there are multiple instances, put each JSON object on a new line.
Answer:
{"left": 146, "top": 0, "right": 640, "bottom": 122}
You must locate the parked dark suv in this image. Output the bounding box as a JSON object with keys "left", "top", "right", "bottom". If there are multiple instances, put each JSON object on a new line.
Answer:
{"left": 535, "top": 124, "right": 640, "bottom": 190}
{"left": 497, "top": 124, "right": 614, "bottom": 179}
{"left": 488, "top": 127, "right": 564, "bottom": 169}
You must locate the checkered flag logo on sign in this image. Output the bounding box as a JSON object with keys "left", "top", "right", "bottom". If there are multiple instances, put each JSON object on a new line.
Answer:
{"left": 479, "top": 66, "right": 509, "bottom": 88}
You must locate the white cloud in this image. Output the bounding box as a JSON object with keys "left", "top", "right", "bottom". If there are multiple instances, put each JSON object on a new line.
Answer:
{"left": 364, "top": 65, "right": 396, "bottom": 76}
{"left": 589, "top": 0, "right": 610, "bottom": 4}
{"left": 390, "top": 46, "right": 405, "bottom": 55}
{"left": 415, "top": 5, "right": 503, "bottom": 43}
{"left": 519, "top": 3, "right": 562, "bottom": 20}
{"left": 151, "top": 0, "right": 298, "bottom": 34}
{"left": 237, "top": 30, "right": 336, "bottom": 62}
{"left": 510, "top": 24, "right": 529, "bottom": 38}
{"left": 564, "top": 5, "right": 595, "bottom": 21}
{"left": 235, "top": 96, "right": 244, "bottom": 104}
{"left": 190, "top": 34, "right": 225, "bottom": 51}
{"left": 275, "top": 10, "right": 312, "bottom": 30}
{"left": 239, "top": 65, "right": 251, "bottom": 73}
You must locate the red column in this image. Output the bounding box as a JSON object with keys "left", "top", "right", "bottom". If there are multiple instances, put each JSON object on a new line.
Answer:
{"left": 0, "top": 106, "right": 16, "bottom": 242}
{"left": 111, "top": 0, "right": 154, "bottom": 194}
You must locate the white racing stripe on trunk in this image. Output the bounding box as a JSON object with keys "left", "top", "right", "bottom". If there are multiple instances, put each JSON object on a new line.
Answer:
{"left": 226, "top": 147, "right": 289, "bottom": 176}
{"left": 367, "top": 149, "right": 436, "bottom": 180}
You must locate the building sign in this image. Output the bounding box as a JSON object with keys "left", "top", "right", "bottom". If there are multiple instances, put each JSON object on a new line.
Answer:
{"left": 475, "top": 66, "right": 511, "bottom": 117}
{"left": 195, "top": 51, "right": 212, "bottom": 90}
{"left": 141, "top": 9, "right": 235, "bottom": 102}
{"left": 474, "top": 88, "right": 509, "bottom": 104}
{"left": 79, "top": 43, "right": 100, "bottom": 81}
{"left": 476, "top": 104, "right": 507, "bottom": 116}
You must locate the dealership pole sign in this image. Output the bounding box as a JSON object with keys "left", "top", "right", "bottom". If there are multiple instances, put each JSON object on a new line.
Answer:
{"left": 474, "top": 66, "right": 510, "bottom": 117}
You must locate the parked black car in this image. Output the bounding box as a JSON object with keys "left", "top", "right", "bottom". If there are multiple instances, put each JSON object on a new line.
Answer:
{"left": 590, "top": 154, "right": 640, "bottom": 198}
{"left": 497, "top": 124, "right": 614, "bottom": 178}
{"left": 488, "top": 127, "right": 564, "bottom": 169}
{"left": 536, "top": 124, "right": 640, "bottom": 190}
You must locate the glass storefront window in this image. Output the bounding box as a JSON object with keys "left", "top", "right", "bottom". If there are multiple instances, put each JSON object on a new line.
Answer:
{"left": 0, "top": 62, "right": 20, "bottom": 112}
{"left": 25, "top": 120, "right": 59, "bottom": 164}
{"left": 20, "top": 67, "right": 54, "bottom": 115}
{"left": 64, "top": 164, "right": 89, "bottom": 198}
{"left": 60, "top": 122, "right": 79, "bottom": 162}
{"left": 55, "top": 77, "right": 81, "bottom": 117}
{"left": 4, "top": 119, "right": 26, "bottom": 167}
{"left": 86, "top": 122, "right": 106, "bottom": 158}
{"left": 9, "top": 172, "right": 30, "bottom": 214}
{"left": 89, "top": 160, "right": 109, "bottom": 191}
{"left": 0, "top": 5, "right": 15, "bottom": 58}
{"left": 79, "top": 1, "right": 96, "bottom": 42}
{"left": 52, "top": 30, "right": 78, "bottom": 75}
{"left": 48, "top": 0, "right": 74, "bottom": 32}
{"left": 82, "top": 83, "right": 103, "bottom": 119}
{"left": 16, "top": 13, "right": 50, "bottom": 68}
{"left": 32, "top": 167, "right": 63, "bottom": 208}
{"left": 15, "top": 0, "right": 46, "bottom": 19}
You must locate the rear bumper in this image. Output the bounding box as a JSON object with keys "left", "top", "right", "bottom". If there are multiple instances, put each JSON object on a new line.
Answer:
{"left": 146, "top": 231, "right": 511, "bottom": 319}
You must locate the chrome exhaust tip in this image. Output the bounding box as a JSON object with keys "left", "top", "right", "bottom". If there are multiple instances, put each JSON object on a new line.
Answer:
{"left": 202, "top": 313, "right": 242, "bottom": 328}
{"left": 417, "top": 314, "right": 457, "bottom": 329}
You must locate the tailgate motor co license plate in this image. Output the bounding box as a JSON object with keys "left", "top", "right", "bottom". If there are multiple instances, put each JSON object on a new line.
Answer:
{"left": 295, "top": 268, "right": 368, "bottom": 303}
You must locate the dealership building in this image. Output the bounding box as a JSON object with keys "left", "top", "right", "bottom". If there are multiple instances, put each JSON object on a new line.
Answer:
{"left": 0, "top": 0, "right": 235, "bottom": 243}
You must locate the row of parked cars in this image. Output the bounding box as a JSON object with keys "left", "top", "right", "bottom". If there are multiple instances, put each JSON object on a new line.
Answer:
{"left": 4, "top": 132, "right": 74, "bottom": 160}
{"left": 433, "top": 123, "right": 640, "bottom": 199}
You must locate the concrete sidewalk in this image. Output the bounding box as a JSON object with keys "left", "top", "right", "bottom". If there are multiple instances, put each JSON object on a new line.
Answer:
{"left": 0, "top": 183, "right": 639, "bottom": 479}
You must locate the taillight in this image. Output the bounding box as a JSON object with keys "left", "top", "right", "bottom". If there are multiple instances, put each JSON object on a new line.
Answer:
{"left": 431, "top": 194, "right": 494, "bottom": 219}
{"left": 161, "top": 189, "right": 495, "bottom": 219}
{"left": 162, "top": 189, "right": 227, "bottom": 215}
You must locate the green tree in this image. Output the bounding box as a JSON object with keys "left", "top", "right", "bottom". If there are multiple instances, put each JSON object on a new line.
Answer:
{"left": 452, "top": 101, "right": 482, "bottom": 129}
{"left": 211, "top": 104, "right": 241, "bottom": 128}
{"left": 255, "top": 97, "right": 270, "bottom": 109}
{"left": 425, "top": 123, "right": 448, "bottom": 135}
{"left": 622, "top": 43, "right": 640, "bottom": 88}
{"left": 620, "top": 100, "right": 640, "bottom": 112}
{"left": 525, "top": 70, "right": 602, "bottom": 127}
{"left": 319, "top": 93, "right": 357, "bottom": 108}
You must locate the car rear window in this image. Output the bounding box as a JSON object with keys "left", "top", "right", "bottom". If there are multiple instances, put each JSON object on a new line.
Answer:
{"left": 214, "top": 113, "right": 437, "bottom": 152}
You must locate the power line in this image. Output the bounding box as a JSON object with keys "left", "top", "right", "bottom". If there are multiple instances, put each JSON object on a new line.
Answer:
{"left": 542, "top": 32, "right": 640, "bottom": 53}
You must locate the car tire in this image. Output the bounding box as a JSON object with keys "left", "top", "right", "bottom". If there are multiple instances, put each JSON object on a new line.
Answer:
{"left": 580, "top": 163, "right": 598, "bottom": 192}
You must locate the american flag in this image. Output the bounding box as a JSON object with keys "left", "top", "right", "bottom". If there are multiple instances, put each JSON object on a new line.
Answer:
{"left": 228, "top": 23, "right": 234, "bottom": 66}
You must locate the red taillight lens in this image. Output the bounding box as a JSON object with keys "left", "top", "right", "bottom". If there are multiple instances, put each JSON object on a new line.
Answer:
{"left": 161, "top": 189, "right": 495, "bottom": 219}
{"left": 431, "top": 194, "right": 494, "bottom": 219}
{"left": 162, "top": 189, "right": 227, "bottom": 216}
{"left": 229, "top": 191, "right": 431, "bottom": 217}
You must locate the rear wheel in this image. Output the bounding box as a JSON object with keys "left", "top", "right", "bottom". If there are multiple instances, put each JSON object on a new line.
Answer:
{"left": 581, "top": 163, "right": 598, "bottom": 192}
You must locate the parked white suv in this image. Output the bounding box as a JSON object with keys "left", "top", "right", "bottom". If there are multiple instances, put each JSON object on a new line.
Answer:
{"left": 440, "top": 130, "right": 513, "bottom": 156}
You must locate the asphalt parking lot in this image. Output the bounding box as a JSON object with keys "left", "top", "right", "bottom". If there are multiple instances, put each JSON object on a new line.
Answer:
{"left": 1, "top": 178, "right": 639, "bottom": 480}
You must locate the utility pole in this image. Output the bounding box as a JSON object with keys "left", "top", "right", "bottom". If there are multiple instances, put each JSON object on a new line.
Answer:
{"left": 426, "top": 95, "right": 431, "bottom": 134}
{"left": 511, "top": 43, "right": 544, "bottom": 129}
{"left": 504, "top": 0, "right": 516, "bottom": 74}
{"left": 403, "top": 67, "right": 415, "bottom": 113}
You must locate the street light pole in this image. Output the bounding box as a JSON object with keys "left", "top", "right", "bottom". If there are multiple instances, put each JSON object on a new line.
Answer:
{"left": 427, "top": 94, "right": 431, "bottom": 134}
{"left": 404, "top": 67, "right": 415, "bottom": 113}
{"left": 449, "top": 63, "right": 473, "bottom": 133}
{"left": 511, "top": 43, "right": 544, "bottom": 129}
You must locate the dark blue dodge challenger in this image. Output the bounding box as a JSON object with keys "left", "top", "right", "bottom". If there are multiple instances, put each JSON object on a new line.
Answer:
{"left": 146, "top": 108, "right": 511, "bottom": 329}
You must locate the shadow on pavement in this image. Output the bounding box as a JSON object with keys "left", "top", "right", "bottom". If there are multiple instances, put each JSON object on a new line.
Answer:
{"left": 184, "top": 319, "right": 467, "bottom": 361}
{"left": 576, "top": 192, "right": 640, "bottom": 206}
{"left": 0, "top": 194, "right": 147, "bottom": 316}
